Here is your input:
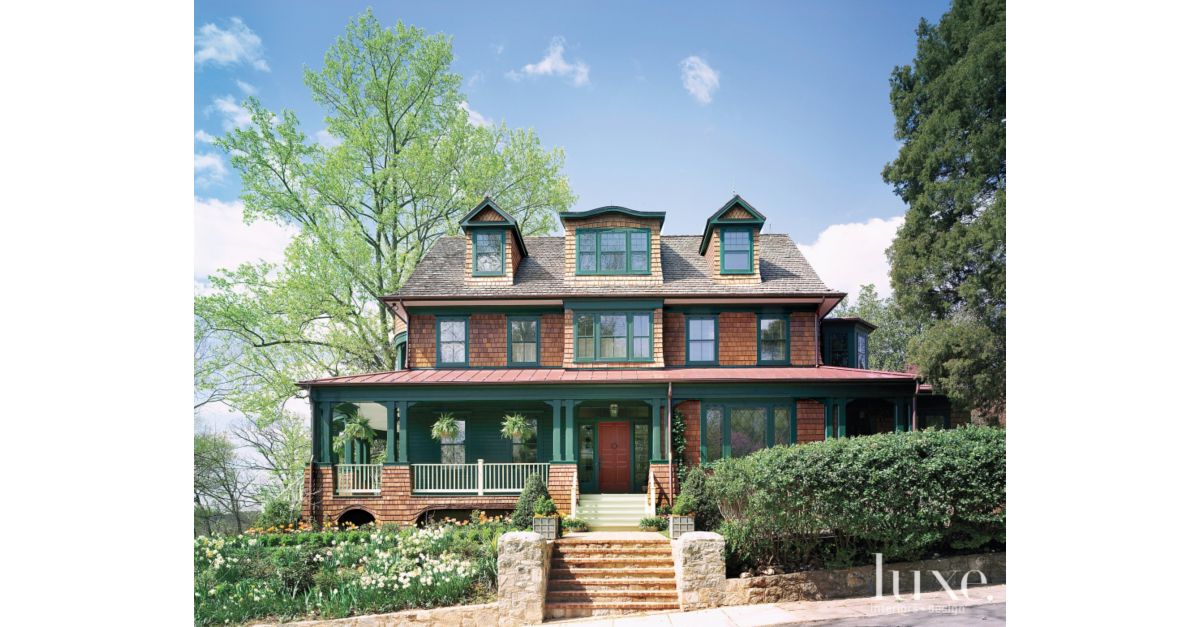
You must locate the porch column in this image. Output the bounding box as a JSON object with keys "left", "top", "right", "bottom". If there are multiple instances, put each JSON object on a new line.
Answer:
{"left": 893, "top": 398, "right": 904, "bottom": 433}
{"left": 550, "top": 400, "right": 563, "bottom": 462}
{"left": 564, "top": 400, "right": 576, "bottom": 462}
{"left": 650, "top": 398, "right": 664, "bottom": 462}
{"left": 836, "top": 398, "right": 847, "bottom": 438}
{"left": 385, "top": 401, "right": 409, "bottom": 464}
{"left": 318, "top": 402, "right": 333, "bottom": 465}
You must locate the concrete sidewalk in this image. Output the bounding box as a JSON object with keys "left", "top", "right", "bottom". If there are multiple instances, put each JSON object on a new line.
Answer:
{"left": 542, "top": 584, "right": 1006, "bottom": 626}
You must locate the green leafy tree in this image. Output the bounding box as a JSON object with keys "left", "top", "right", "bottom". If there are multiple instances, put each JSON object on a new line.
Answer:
{"left": 882, "top": 0, "right": 1005, "bottom": 418}
{"left": 194, "top": 429, "right": 257, "bottom": 535}
{"left": 195, "top": 10, "right": 575, "bottom": 506}
{"left": 833, "top": 284, "right": 924, "bottom": 373}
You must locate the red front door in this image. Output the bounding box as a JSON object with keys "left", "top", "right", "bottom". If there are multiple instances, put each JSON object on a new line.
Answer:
{"left": 598, "top": 422, "right": 630, "bottom": 492}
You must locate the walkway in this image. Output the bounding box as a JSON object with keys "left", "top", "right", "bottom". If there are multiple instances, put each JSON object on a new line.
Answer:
{"left": 541, "top": 583, "right": 1006, "bottom": 626}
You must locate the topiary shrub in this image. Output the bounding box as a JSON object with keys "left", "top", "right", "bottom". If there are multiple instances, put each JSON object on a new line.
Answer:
{"left": 512, "top": 472, "right": 550, "bottom": 530}
{"left": 708, "top": 426, "right": 1005, "bottom": 572}
{"left": 677, "top": 465, "right": 719, "bottom": 531}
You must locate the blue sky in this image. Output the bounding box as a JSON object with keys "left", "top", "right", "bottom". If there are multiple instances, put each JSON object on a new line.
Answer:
{"left": 195, "top": 0, "right": 950, "bottom": 298}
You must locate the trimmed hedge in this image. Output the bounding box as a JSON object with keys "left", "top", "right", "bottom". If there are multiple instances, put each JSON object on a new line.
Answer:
{"left": 708, "top": 426, "right": 1005, "bottom": 571}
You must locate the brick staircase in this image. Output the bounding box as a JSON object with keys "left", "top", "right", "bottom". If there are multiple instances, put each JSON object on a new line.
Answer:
{"left": 544, "top": 535, "right": 679, "bottom": 619}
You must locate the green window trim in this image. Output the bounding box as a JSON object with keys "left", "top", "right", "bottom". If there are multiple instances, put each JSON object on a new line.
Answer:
{"left": 575, "top": 228, "right": 652, "bottom": 275}
{"left": 507, "top": 316, "right": 541, "bottom": 366}
{"left": 573, "top": 311, "right": 655, "bottom": 363}
{"left": 699, "top": 400, "right": 794, "bottom": 463}
{"left": 720, "top": 227, "right": 754, "bottom": 274}
{"left": 436, "top": 316, "right": 469, "bottom": 367}
{"left": 756, "top": 313, "right": 790, "bottom": 365}
{"left": 472, "top": 229, "right": 506, "bottom": 276}
{"left": 685, "top": 315, "right": 719, "bottom": 365}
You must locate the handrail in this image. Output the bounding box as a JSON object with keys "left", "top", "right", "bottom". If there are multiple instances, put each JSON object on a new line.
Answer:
{"left": 646, "top": 467, "right": 656, "bottom": 515}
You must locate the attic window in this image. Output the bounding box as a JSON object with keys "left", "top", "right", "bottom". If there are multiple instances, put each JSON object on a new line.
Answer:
{"left": 721, "top": 228, "right": 753, "bottom": 274}
{"left": 576, "top": 228, "right": 650, "bottom": 275}
{"left": 473, "top": 230, "right": 505, "bottom": 276}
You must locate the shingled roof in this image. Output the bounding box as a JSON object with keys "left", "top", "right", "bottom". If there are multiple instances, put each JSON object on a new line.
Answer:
{"left": 390, "top": 234, "right": 840, "bottom": 299}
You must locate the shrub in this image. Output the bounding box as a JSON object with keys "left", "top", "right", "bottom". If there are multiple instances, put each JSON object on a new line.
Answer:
{"left": 708, "top": 427, "right": 1005, "bottom": 572}
{"left": 533, "top": 496, "right": 558, "bottom": 517}
{"left": 638, "top": 516, "right": 668, "bottom": 531}
{"left": 561, "top": 517, "right": 588, "bottom": 531}
{"left": 256, "top": 496, "right": 300, "bottom": 530}
{"left": 512, "top": 473, "right": 550, "bottom": 529}
{"left": 672, "top": 494, "right": 697, "bottom": 516}
{"left": 677, "top": 466, "right": 719, "bottom": 530}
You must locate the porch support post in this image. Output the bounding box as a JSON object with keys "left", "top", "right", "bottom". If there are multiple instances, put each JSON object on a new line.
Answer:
{"left": 893, "top": 398, "right": 904, "bottom": 433}
{"left": 564, "top": 400, "right": 576, "bottom": 462}
{"left": 824, "top": 399, "right": 833, "bottom": 440}
{"left": 650, "top": 398, "right": 664, "bottom": 462}
{"left": 550, "top": 400, "right": 563, "bottom": 462}
{"left": 837, "top": 398, "right": 847, "bottom": 438}
{"left": 318, "top": 402, "right": 333, "bottom": 465}
{"left": 385, "top": 401, "right": 398, "bottom": 464}
{"left": 395, "top": 402, "right": 409, "bottom": 464}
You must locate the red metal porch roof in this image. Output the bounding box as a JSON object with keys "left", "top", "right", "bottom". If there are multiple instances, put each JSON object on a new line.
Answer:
{"left": 298, "top": 366, "right": 917, "bottom": 387}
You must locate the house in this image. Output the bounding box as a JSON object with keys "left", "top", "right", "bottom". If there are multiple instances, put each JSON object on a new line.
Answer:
{"left": 299, "top": 196, "right": 949, "bottom": 529}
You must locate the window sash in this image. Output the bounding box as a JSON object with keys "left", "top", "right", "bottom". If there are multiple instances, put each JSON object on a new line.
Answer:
{"left": 473, "top": 231, "right": 504, "bottom": 275}
{"left": 509, "top": 318, "right": 539, "bottom": 365}
{"left": 721, "top": 228, "right": 753, "bottom": 273}
{"left": 758, "top": 316, "right": 788, "bottom": 363}
{"left": 576, "top": 229, "right": 651, "bottom": 275}
{"left": 438, "top": 319, "right": 468, "bottom": 365}
{"left": 511, "top": 419, "right": 538, "bottom": 463}
{"left": 440, "top": 419, "right": 466, "bottom": 464}
{"left": 687, "top": 317, "right": 717, "bottom": 363}
{"left": 702, "top": 402, "right": 793, "bottom": 462}
{"left": 575, "top": 311, "right": 654, "bottom": 362}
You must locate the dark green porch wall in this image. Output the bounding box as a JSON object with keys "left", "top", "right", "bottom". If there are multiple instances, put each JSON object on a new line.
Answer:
{"left": 405, "top": 407, "right": 552, "bottom": 464}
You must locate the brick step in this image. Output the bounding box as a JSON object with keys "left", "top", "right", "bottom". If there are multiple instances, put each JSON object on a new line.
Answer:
{"left": 544, "top": 600, "right": 681, "bottom": 619}
{"left": 550, "top": 566, "right": 676, "bottom": 578}
{"left": 549, "top": 578, "right": 678, "bottom": 591}
{"left": 553, "top": 540, "right": 670, "bottom": 549}
{"left": 552, "top": 556, "right": 674, "bottom": 568}
{"left": 553, "top": 545, "right": 672, "bottom": 556}
{"left": 547, "top": 590, "right": 678, "bottom": 603}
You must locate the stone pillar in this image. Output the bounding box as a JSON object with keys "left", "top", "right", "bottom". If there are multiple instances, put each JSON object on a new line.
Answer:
{"left": 497, "top": 531, "right": 551, "bottom": 626}
{"left": 673, "top": 531, "right": 726, "bottom": 611}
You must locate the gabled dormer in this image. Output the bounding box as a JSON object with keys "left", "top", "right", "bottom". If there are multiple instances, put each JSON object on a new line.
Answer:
{"left": 561, "top": 206, "right": 665, "bottom": 287}
{"left": 460, "top": 198, "right": 527, "bottom": 286}
{"left": 699, "top": 195, "right": 766, "bottom": 283}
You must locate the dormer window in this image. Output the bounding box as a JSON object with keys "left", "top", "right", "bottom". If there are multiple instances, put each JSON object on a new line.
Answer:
{"left": 472, "top": 230, "right": 505, "bottom": 276}
{"left": 577, "top": 228, "right": 651, "bottom": 275}
{"left": 721, "top": 228, "right": 753, "bottom": 274}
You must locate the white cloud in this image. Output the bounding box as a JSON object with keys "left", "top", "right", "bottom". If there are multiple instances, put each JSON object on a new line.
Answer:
{"left": 194, "top": 153, "right": 226, "bottom": 186}
{"left": 315, "top": 128, "right": 341, "bottom": 148}
{"left": 211, "top": 95, "right": 252, "bottom": 130}
{"left": 195, "top": 17, "right": 270, "bottom": 71}
{"left": 798, "top": 216, "right": 904, "bottom": 303}
{"left": 458, "top": 101, "right": 492, "bottom": 127}
{"left": 195, "top": 129, "right": 217, "bottom": 143}
{"left": 507, "top": 37, "right": 589, "bottom": 87}
{"left": 680, "top": 56, "right": 719, "bottom": 104}
{"left": 235, "top": 79, "right": 257, "bottom": 95}
{"left": 492, "top": 43, "right": 505, "bottom": 55}
{"left": 194, "top": 197, "right": 297, "bottom": 282}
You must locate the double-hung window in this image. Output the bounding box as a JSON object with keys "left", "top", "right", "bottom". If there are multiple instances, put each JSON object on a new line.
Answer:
{"left": 757, "top": 314, "right": 789, "bottom": 364}
{"left": 508, "top": 317, "right": 539, "bottom": 366}
{"left": 701, "top": 402, "right": 793, "bottom": 462}
{"left": 437, "top": 317, "right": 468, "bottom": 366}
{"left": 472, "top": 230, "right": 505, "bottom": 276}
{"left": 575, "top": 312, "right": 653, "bottom": 362}
{"left": 511, "top": 418, "right": 538, "bottom": 462}
{"left": 576, "top": 229, "right": 651, "bottom": 275}
{"left": 440, "top": 419, "right": 466, "bottom": 463}
{"left": 686, "top": 316, "right": 717, "bottom": 364}
{"left": 720, "top": 228, "right": 753, "bottom": 274}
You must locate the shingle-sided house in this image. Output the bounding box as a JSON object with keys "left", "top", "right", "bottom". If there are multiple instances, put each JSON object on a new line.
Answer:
{"left": 299, "top": 196, "right": 950, "bottom": 528}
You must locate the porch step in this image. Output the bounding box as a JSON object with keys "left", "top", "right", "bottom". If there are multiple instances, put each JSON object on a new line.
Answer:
{"left": 575, "top": 494, "right": 651, "bottom": 531}
{"left": 544, "top": 601, "right": 681, "bottom": 619}
{"left": 549, "top": 578, "right": 678, "bottom": 591}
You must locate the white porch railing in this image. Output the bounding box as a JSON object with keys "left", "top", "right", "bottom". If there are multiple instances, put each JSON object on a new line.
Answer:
{"left": 335, "top": 464, "right": 382, "bottom": 495}
{"left": 411, "top": 460, "right": 549, "bottom": 495}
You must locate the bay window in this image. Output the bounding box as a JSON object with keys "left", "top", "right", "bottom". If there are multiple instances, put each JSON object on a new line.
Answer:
{"left": 576, "top": 228, "right": 651, "bottom": 275}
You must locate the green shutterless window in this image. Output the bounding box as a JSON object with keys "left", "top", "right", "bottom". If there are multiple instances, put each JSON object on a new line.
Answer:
{"left": 472, "top": 230, "right": 505, "bottom": 276}
{"left": 720, "top": 227, "right": 753, "bottom": 274}
{"left": 686, "top": 315, "right": 718, "bottom": 365}
{"left": 573, "top": 311, "right": 653, "bottom": 363}
{"left": 508, "top": 316, "right": 540, "bottom": 366}
{"left": 576, "top": 228, "right": 651, "bottom": 275}
{"left": 437, "top": 317, "right": 469, "bottom": 366}
{"left": 757, "top": 314, "right": 789, "bottom": 365}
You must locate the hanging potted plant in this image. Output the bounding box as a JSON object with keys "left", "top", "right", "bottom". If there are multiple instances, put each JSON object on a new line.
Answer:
{"left": 430, "top": 412, "right": 460, "bottom": 441}
{"left": 669, "top": 494, "right": 697, "bottom": 539}
{"left": 334, "top": 414, "right": 374, "bottom": 462}
{"left": 532, "top": 495, "right": 561, "bottom": 540}
{"left": 500, "top": 413, "right": 534, "bottom": 441}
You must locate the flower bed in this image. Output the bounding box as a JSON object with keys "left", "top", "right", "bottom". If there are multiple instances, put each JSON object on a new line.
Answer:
{"left": 194, "top": 514, "right": 514, "bottom": 625}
